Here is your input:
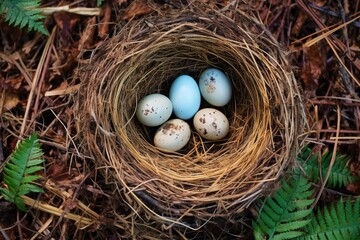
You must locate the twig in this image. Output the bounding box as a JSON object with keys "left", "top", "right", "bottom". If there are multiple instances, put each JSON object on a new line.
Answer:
{"left": 304, "top": 14, "right": 360, "bottom": 47}
{"left": 0, "top": 226, "right": 10, "bottom": 240}
{"left": 297, "top": 0, "right": 360, "bottom": 58}
{"left": 308, "top": 99, "right": 360, "bottom": 107}
{"left": 0, "top": 52, "right": 33, "bottom": 87}
{"left": 308, "top": 3, "right": 360, "bottom": 27}
{"left": 0, "top": 139, "right": 4, "bottom": 164}
{"left": 39, "top": 6, "right": 101, "bottom": 16}
{"left": 44, "top": 84, "right": 80, "bottom": 96}
{"left": 18, "top": 28, "right": 56, "bottom": 141}
{"left": 22, "top": 196, "right": 94, "bottom": 226}
{"left": 33, "top": 34, "right": 53, "bottom": 119}
{"left": 312, "top": 105, "right": 341, "bottom": 207}
{"left": 336, "top": 0, "right": 351, "bottom": 55}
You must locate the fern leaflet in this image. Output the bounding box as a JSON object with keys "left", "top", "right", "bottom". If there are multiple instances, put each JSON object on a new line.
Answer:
{"left": 298, "top": 146, "right": 357, "bottom": 188}
{"left": 253, "top": 173, "right": 314, "bottom": 240}
{"left": 0, "top": 133, "right": 45, "bottom": 211}
{"left": 0, "top": 0, "right": 48, "bottom": 35}
{"left": 298, "top": 197, "right": 360, "bottom": 240}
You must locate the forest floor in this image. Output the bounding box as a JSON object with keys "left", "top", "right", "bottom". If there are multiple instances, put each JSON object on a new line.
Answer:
{"left": 0, "top": 0, "right": 360, "bottom": 239}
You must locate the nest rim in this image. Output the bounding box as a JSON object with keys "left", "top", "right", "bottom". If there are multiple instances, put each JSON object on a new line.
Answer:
{"left": 77, "top": 5, "right": 306, "bottom": 228}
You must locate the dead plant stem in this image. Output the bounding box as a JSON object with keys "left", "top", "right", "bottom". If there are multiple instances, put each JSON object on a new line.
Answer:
{"left": 18, "top": 28, "right": 56, "bottom": 141}
{"left": 312, "top": 105, "right": 341, "bottom": 207}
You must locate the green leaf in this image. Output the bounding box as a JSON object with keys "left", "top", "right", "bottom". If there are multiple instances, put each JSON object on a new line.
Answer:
{"left": 253, "top": 173, "right": 314, "bottom": 240}
{"left": 298, "top": 197, "right": 360, "bottom": 240}
{"left": 297, "top": 146, "right": 357, "bottom": 188}
{"left": 0, "top": 0, "right": 48, "bottom": 35}
{"left": 0, "top": 133, "right": 45, "bottom": 211}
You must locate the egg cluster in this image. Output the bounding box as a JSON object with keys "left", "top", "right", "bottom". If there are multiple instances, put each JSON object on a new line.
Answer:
{"left": 136, "top": 68, "right": 232, "bottom": 152}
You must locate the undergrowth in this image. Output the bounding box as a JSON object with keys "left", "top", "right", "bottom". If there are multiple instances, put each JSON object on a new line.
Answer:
{"left": 0, "top": 135, "right": 359, "bottom": 240}
{"left": 0, "top": 133, "right": 44, "bottom": 211}
{"left": 253, "top": 146, "right": 359, "bottom": 240}
{"left": 0, "top": 0, "right": 47, "bottom": 34}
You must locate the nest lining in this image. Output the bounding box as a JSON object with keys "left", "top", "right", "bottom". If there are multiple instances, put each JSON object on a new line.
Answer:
{"left": 77, "top": 5, "right": 305, "bottom": 227}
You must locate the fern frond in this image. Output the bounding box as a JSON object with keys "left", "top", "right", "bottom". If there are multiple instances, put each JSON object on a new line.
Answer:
{"left": 0, "top": 0, "right": 48, "bottom": 35}
{"left": 0, "top": 133, "right": 45, "bottom": 211}
{"left": 297, "top": 146, "right": 357, "bottom": 188}
{"left": 97, "top": 0, "right": 103, "bottom": 6}
{"left": 298, "top": 197, "right": 360, "bottom": 240}
{"left": 253, "top": 174, "right": 314, "bottom": 240}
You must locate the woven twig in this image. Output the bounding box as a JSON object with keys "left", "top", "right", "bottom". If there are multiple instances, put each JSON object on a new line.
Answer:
{"left": 76, "top": 3, "right": 306, "bottom": 233}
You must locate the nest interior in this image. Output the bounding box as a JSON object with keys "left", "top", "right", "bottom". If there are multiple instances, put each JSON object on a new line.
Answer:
{"left": 77, "top": 4, "right": 305, "bottom": 228}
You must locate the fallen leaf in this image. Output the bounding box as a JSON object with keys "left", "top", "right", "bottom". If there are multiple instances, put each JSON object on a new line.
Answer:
{"left": 53, "top": 9, "right": 81, "bottom": 46}
{"left": 45, "top": 83, "right": 80, "bottom": 96}
{"left": 79, "top": 16, "right": 97, "bottom": 50}
{"left": 60, "top": 47, "right": 80, "bottom": 72}
{"left": 268, "top": 0, "right": 283, "bottom": 5}
{"left": 22, "top": 34, "right": 43, "bottom": 55}
{"left": 1, "top": 92, "right": 20, "bottom": 111}
{"left": 347, "top": 183, "right": 360, "bottom": 194}
{"left": 98, "top": 3, "right": 111, "bottom": 39}
{"left": 291, "top": 10, "right": 308, "bottom": 37}
{"left": 117, "top": 0, "right": 128, "bottom": 5}
{"left": 310, "top": 0, "right": 327, "bottom": 7}
{"left": 122, "top": 0, "right": 153, "bottom": 20}
{"left": 47, "top": 161, "right": 71, "bottom": 182}
{"left": 0, "top": 75, "right": 24, "bottom": 90}
{"left": 300, "top": 41, "right": 327, "bottom": 90}
{"left": 259, "top": 8, "right": 273, "bottom": 26}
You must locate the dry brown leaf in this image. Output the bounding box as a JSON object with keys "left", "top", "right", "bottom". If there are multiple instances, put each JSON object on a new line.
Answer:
{"left": 122, "top": 0, "right": 153, "bottom": 20}
{"left": 347, "top": 183, "right": 360, "bottom": 194}
{"left": 45, "top": 83, "right": 80, "bottom": 96}
{"left": 291, "top": 10, "right": 308, "bottom": 36}
{"left": 268, "top": 0, "right": 283, "bottom": 5}
{"left": 53, "top": 12, "right": 81, "bottom": 46}
{"left": 45, "top": 81, "right": 69, "bottom": 97}
{"left": 300, "top": 41, "right": 327, "bottom": 90}
{"left": 353, "top": 58, "right": 360, "bottom": 72}
{"left": 47, "top": 161, "right": 71, "bottom": 182}
{"left": 22, "top": 34, "right": 42, "bottom": 55}
{"left": 309, "top": 0, "right": 327, "bottom": 7}
{"left": 79, "top": 16, "right": 97, "bottom": 50}
{"left": 259, "top": 8, "right": 273, "bottom": 26}
{"left": 0, "top": 75, "right": 24, "bottom": 90}
{"left": 1, "top": 92, "right": 19, "bottom": 111}
{"left": 117, "top": 0, "right": 128, "bottom": 5}
{"left": 60, "top": 47, "right": 80, "bottom": 72}
{"left": 98, "top": 4, "right": 111, "bottom": 39}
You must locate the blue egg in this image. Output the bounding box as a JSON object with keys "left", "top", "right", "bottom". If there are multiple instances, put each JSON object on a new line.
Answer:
{"left": 169, "top": 75, "right": 201, "bottom": 120}
{"left": 199, "top": 68, "right": 232, "bottom": 107}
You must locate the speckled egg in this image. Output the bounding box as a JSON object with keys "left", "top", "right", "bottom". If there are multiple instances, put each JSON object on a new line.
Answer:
{"left": 154, "top": 119, "right": 191, "bottom": 152}
{"left": 199, "top": 68, "right": 232, "bottom": 107}
{"left": 136, "top": 94, "right": 173, "bottom": 127}
{"left": 193, "top": 108, "right": 229, "bottom": 141}
{"left": 169, "top": 75, "right": 201, "bottom": 120}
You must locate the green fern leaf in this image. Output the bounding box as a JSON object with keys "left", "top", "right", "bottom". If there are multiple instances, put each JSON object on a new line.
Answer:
{"left": 0, "top": 133, "right": 45, "bottom": 211}
{"left": 297, "top": 146, "right": 357, "bottom": 188}
{"left": 298, "top": 197, "right": 360, "bottom": 240}
{"left": 0, "top": 0, "right": 48, "bottom": 35}
{"left": 253, "top": 174, "right": 314, "bottom": 240}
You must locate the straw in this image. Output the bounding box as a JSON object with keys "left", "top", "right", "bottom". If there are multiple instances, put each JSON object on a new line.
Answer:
{"left": 76, "top": 3, "right": 306, "bottom": 235}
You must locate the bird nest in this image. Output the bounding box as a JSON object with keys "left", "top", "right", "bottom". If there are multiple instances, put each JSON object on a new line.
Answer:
{"left": 77, "top": 3, "right": 305, "bottom": 230}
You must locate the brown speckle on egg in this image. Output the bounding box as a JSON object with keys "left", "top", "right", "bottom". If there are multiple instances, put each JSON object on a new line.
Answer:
{"left": 204, "top": 77, "right": 216, "bottom": 93}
